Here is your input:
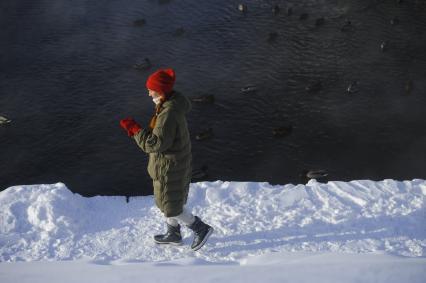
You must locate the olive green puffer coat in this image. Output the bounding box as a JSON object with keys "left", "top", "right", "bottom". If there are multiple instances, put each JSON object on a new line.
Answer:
{"left": 133, "top": 91, "right": 192, "bottom": 217}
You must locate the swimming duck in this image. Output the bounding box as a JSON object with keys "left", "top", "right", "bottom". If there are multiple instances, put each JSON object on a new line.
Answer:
{"left": 241, "top": 85, "right": 257, "bottom": 94}
{"left": 0, "top": 115, "right": 11, "bottom": 125}
{"left": 272, "top": 125, "right": 293, "bottom": 138}
{"left": 268, "top": 32, "right": 278, "bottom": 42}
{"left": 192, "top": 165, "right": 209, "bottom": 181}
{"left": 196, "top": 128, "right": 214, "bottom": 141}
{"left": 300, "top": 169, "right": 329, "bottom": 181}
{"left": 238, "top": 4, "right": 247, "bottom": 13}
{"left": 133, "top": 58, "right": 152, "bottom": 70}
{"left": 405, "top": 80, "right": 413, "bottom": 95}
{"left": 305, "top": 81, "right": 322, "bottom": 92}
{"left": 315, "top": 18, "right": 325, "bottom": 26}
{"left": 302, "top": 169, "right": 328, "bottom": 179}
{"left": 272, "top": 5, "right": 280, "bottom": 15}
{"left": 380, "top": 41, "right": 387, "bottom": 52}
{"left": 133, "top": 18, "right": 146, "bottom": 27}
{"left": 347, "top": 81, "right": 358, "bottom": 94}
{"left": 174, "top": 27, "right": 185, "bottom": 36}
{"left": 190, "top": 94, "right": 215, "bottom": 104}
{"left": 341, "top": 19, "right": 352, "bottom": 32}
{"left": 390, "top": 17, "right": 399, "bottom": 25}
{"left": 299, "top": 13, "right": 309, "bottom": 20}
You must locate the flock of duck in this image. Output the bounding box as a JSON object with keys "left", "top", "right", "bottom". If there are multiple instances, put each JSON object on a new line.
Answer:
{"left": 132, "top": 2, "right": 413, "bottom": 97}
{"left": 2, "top": 1, "right": 415, "bottom": 182}
{"left": 130, "top": 2, "right": 418, "bottom": 182}
{"left": 4, "top": 2, "right": 416, "bottom": 184}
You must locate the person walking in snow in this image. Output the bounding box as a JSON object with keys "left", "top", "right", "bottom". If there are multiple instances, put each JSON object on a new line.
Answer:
{"left": 119, "top": 68, "right": 213, "bottom": 251}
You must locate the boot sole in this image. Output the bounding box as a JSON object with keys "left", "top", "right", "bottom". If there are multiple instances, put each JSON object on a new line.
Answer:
{"left": 154, "top": 240, "right": 183, "bottom": 246}
{"left": 191, "top": 227, "right": 214, "bottom": 251}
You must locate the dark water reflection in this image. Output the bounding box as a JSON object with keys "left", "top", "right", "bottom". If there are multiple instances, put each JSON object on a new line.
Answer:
{"left": 1, "top": 0, "right": 426, "bottom": 196}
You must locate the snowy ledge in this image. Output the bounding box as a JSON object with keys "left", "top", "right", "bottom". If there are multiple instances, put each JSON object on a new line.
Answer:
{"left": 1, "top": 179, "right": 425, "bottom": 264}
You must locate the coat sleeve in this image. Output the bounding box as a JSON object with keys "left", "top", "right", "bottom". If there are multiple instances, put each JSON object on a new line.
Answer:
{"left": 132, "top": 111, "right": 177, "bottom": 153}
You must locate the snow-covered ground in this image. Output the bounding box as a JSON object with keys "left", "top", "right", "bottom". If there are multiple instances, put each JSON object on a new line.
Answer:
{"left": 1, "top": 179, "right": 425, "bottom": 282}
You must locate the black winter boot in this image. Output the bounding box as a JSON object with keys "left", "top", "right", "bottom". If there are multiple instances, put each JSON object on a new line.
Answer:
{"left": 154, "top": 224, "right": 183, "bottom": 245}
{"left": 188, "top": 216, "right": 214, "bottom": 251}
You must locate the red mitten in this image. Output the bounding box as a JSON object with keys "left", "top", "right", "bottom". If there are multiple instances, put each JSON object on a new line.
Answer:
{"left": 120, "top": 117, "right": 142, "bottom": 137}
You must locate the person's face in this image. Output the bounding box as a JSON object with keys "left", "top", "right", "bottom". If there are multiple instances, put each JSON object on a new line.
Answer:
{"left": 148, "top": 89, "right": 164, "bottom": 104}
{"left": 148, "top": 89, "right": 162, "bottom": 98}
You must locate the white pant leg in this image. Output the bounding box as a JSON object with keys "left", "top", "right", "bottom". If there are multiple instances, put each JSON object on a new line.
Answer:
{"left": 166, "top": 217, "right": 179, "bottom": 227}
{"left": 166, "top": 207, "right": 195, "bottom": 227}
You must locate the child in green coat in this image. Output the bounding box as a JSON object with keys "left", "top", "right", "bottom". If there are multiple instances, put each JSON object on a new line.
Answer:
{"left": 120, "top": 68, "right": 213, "bottom": 251}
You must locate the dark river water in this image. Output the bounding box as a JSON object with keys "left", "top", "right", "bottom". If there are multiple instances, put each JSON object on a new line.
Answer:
{"left": 1, "top": 0, "right": 426, "bottom": 196}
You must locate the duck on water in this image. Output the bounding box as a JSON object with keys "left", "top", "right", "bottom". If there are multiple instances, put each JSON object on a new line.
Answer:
{"left": 0, "top": 115, "right": 11, "bottom": 125}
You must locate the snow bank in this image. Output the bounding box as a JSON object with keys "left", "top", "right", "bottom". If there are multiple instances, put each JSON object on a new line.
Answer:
{"left": 1, "top": 252, "right": 425, "bottom": 283}
{"left": 0, "top": 179, "right": 425, "bottom": 263}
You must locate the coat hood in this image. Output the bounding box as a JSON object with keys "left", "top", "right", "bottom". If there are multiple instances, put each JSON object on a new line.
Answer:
{"left": 162, "top": 91, "right": 192, "bottom": 114}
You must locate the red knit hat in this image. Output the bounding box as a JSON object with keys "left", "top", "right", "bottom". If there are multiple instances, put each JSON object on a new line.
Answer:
{"left": 146, "top": 68, "right": 176, "bottom": 95}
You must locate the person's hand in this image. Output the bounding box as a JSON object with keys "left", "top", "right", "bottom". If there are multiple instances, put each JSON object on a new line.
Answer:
{"left": 120, "top": 117, "right": 142, "bottom": 137}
